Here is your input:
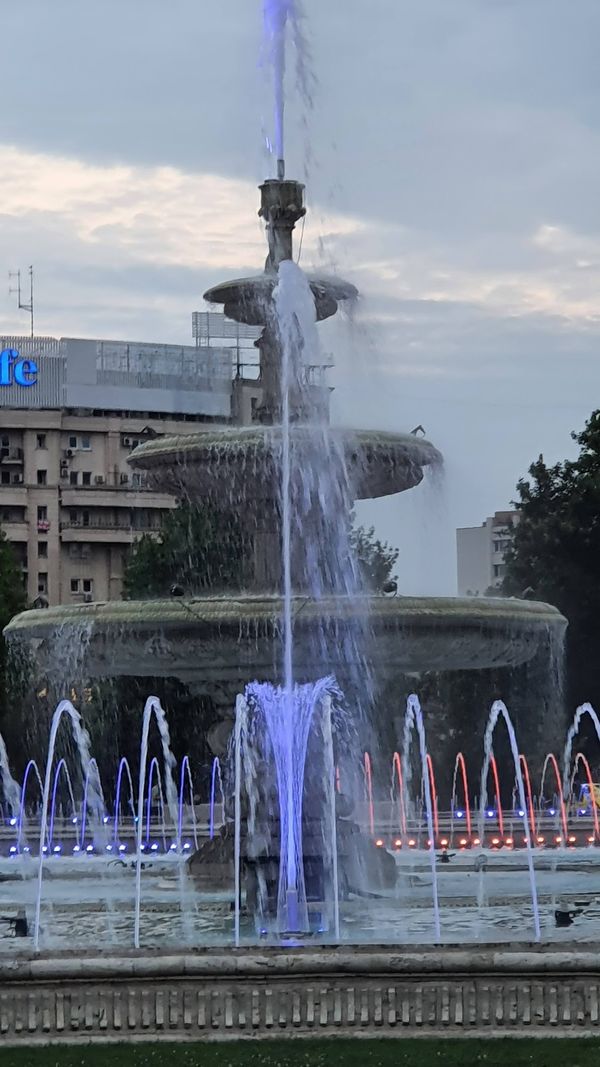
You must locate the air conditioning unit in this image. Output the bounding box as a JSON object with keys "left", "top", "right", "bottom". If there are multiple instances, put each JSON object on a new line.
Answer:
{"left": 83, "top": 592, "right": 93, "bottom": 604}
{"left": 94, "top": 475, "right": 105, "bottom": 485}
{"left": 120, "top": 473, "right": 129, "bottom": 485}
{"left": 123, "top": 437, "right": 132, "bottom": 448}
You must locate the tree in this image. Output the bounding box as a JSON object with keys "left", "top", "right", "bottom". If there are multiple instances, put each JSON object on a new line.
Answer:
{"left": 125, "top": 502, "right": 399, "bottom": 599}
{"left": 502, "top": 410, "right": 600, "bottom": 708}
{"left": 124, "top": 503, "right": 250, "bottom": 599}
{"left": 350, "top": 520, "right": 399, "bottom": 593}
{"left": 0, "top": 528, "right": 26, "bottom": 718}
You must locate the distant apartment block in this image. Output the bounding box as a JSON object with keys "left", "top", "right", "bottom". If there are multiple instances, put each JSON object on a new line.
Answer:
{"left": 456, "top": 510, "right": 519, "bottom": 597}
{"left": 0, "top": 316, "right": 262, "bottom": 606}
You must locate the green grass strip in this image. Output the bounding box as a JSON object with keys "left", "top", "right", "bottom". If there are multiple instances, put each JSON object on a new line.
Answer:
{"left": 1, "top": 1038, "right": 600, "bottom": 1067}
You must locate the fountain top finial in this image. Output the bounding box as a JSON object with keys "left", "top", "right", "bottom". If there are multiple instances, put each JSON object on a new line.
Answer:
{"left": 258, "top": 177, "right": 306, "bottom": 271}
{"left": 204, "top": 175, "right": 356, "bottom": 325}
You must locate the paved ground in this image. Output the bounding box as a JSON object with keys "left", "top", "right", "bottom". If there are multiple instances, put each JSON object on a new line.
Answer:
{"left": 2, "top": 1040, "right": 600, "bottom": 1067}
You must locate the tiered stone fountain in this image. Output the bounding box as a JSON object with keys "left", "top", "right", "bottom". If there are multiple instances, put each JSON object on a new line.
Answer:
{"left": 4, "top": 176, "right": 566, "bottom": 774}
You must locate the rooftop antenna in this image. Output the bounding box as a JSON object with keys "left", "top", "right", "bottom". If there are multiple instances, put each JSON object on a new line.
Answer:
{"left": 8, "top": 266, "right": 34, "bottom": 338}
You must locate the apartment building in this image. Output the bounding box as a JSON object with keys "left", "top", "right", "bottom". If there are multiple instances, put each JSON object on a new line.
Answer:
{"left": 456, "top": 510, "right": 519, "bottom": 597}
{"left": 0, "top": 322, "right": 257, "bottom": 606}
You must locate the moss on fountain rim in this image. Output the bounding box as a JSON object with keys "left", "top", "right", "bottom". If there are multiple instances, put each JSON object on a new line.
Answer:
{"left": 128, "top": 427, "right": 441, "bottom": 466}
{"left": 4, "top": 594, "right": 566, "bottom": 640}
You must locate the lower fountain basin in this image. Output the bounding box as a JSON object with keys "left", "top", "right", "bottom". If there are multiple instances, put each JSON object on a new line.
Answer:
{"left": 4, "top": 595, "right": 566, "bottom": 686}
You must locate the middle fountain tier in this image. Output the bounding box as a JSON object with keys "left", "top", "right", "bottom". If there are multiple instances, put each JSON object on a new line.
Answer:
{"left": 129, "top": 175, "right": 441, "bottom": 589}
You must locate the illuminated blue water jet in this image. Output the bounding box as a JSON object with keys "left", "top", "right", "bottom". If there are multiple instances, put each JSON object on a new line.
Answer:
{"left": 235, "top": 676, "right": 338, "bottom": 936}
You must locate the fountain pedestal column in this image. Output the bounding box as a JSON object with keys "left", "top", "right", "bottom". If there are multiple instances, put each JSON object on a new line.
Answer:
{"left": 258, "top": 179, "right": 306, "bottom": 269}
{"left": 253, "top": 504, "right": 282, "bottom": 591}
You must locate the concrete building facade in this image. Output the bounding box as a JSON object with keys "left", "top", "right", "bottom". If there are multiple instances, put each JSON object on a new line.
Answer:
{"left": 0, "top": 321, "right": 260, "bottom": 606}
{"left": 456, "top": 510, "right": 519, "bottom": 597}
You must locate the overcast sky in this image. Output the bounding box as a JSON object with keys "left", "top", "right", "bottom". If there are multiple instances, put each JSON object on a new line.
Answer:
{"left": 1, "top": 0, "right": 599, "bottom": 593}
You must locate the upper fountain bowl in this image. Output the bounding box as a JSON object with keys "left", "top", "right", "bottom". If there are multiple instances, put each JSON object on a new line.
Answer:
{"left": 128, "top": 426, "right": 442, "bottom": 501}
{"left": 203, "top": 273, "right": 358, "bottom": 325}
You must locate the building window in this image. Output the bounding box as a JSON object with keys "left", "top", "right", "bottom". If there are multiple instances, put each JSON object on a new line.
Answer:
{"left": 69, "top": 471, "right": 79, "bottom": 486}
{"left": 36, "top": 434, "right": 47, "bottom": 449}
{"left": 83, "top": 579, "right": 93, "bottom": 594}
{"left": 82, "top": 471, "right": 92, "bottom": 486}
{"left": 1, "top": 436, "right": 8, "bottom": 448}
{"left": 37, "top": 506, "right": 48, "bottom": 522}
{"left": 37, "top": 542, "right": 48, "bottom": 559}
{"left": 82, "top": 511, "right": 90, "bottom": 527}
{"left": 1, "top": 472, "right": 9, "bottom": 485}
{"left": 69, "top": 435, "right": 78, "bottom": 449}
{"left": 70, "top": 578, "right": 80, "bottom": 594}
{"left": 81, "top": 436, "right": 91, "bottom": 451}
{"left": 38, "top": 573, "right": 48, "bottom": 594}
{"left": 37, "top": 470, "right": 47, "bottom": 486}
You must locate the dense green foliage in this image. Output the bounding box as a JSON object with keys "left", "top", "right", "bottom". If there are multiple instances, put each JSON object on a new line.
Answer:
{"left": 123, "top": 503, "right": 251, "bottom": 598}
{"left": 0, "top": 527, "right": 26, "bottom": 719}
{"left": 124, "top": 503, "right": 398, "bottom": 598}
{"left": 2, "top": 1039, "right": 600, "bottom": 1067}
{"left": 502, "top": 410, "right": 600, "bottom": 708}
{"left": 351, "top": 521, "right": 399, "bottom": 592}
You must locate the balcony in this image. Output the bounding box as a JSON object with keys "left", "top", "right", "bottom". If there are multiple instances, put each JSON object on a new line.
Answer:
{"left": 0, "top": 486, "right": 27, "bottom": 506}
{"left": 0, "top": 448, "right": 24, "bottom": 465}
{"left": 0, "top": 519, "right": 28, "bottom": 542}
{"left": 60, "top": 485, "right": 175, "bottom": 509}
{"left": 60, "top": 521, "right": 163, "bottom": 545}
